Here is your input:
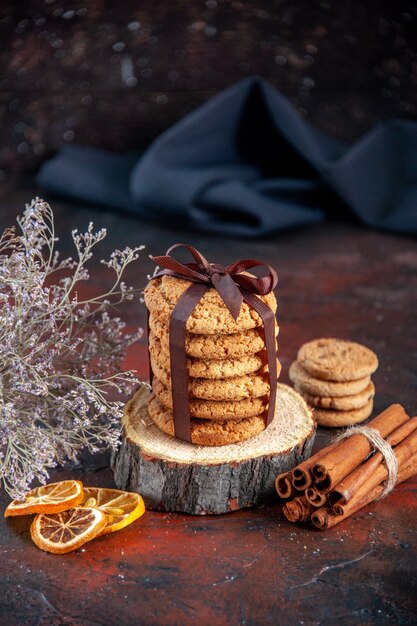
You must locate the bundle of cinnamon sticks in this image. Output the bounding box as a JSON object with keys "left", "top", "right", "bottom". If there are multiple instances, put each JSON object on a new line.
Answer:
{"left": 276, "top": 404, "right": 417, "bottom": 530}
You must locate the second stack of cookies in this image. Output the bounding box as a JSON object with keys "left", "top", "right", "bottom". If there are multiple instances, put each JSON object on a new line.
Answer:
{"left": 289, "top": 338, "right": 378, "bottom": 427}
{"left": 144, "top": 274, "right": 280, "bottom": 446}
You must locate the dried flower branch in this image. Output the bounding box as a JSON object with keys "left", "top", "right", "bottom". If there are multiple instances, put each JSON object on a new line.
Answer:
{"left": 0, "top": 198, "right": 145, "bottom": 499}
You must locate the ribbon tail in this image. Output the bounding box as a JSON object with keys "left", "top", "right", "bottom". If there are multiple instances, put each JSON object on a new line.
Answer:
{"left": 242, "top": 291, "right": 277, "bottom": 427}
{"left": 211, "top": 272, "right": 243, "bottom": 320}
{"left": 147, "top": 308, "right": 153, "bottom": 387}
{"left": 169, "top": 283, "right": 209, "bottom": 441}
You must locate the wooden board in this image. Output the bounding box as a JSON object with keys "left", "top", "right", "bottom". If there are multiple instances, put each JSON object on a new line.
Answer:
{"left": 112, "top": 383, "right": 315, "bottom": 514}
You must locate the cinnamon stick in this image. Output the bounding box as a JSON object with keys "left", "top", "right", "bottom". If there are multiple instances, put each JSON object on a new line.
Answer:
{"left": 328, "top": 417, "right": 417, "bottom": 514}
{"left": 328, "top": 427, "right": 417, "bottom": 516}
{"left": 305, "top": 487, "right": 328, "bottom": 508}
{"left": 275, "top": 472, "right": 295, "bottom": 499}
{"left": 283, "top": 496, "right": 315, "bottom": 523}
{"left": 290, "top": 440, "right": 339, "bottom": 491}
{"left": 312, "top": 453, "right": 417, "bottom": 530}
{"left": 312, "top": 404, "right": 409, "bottom": 493}
{"left": 276, "top": 446, "right": 336, "bottom": 497}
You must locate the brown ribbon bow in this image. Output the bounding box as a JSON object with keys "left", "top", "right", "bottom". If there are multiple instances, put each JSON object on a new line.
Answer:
{"left": 149, "top": 244, "right": 278, "bottom": 442}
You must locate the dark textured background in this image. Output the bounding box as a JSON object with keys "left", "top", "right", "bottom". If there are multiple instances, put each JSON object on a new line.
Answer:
{"left": 1, "top": 4, "right": 417, "bottom": 623}
{"left": 1, "top": 0, "right": 417, "bottom": 177}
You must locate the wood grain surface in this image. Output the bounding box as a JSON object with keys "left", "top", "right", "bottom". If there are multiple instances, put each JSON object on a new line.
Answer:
{"left": 0, "top": 182, "right": 416, "bottom": 625}
{"left": 113, "top": 384, "right": 315, "bottom": 514}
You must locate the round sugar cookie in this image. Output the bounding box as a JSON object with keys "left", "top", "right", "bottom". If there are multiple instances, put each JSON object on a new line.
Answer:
{"left": 144, "top": 275, "right": 277, "bottom": 335}
{"left": 289, "top": 361, "right": 371, "bottom": 398}
{"left": 294, "top": 381, "right": 375, "bottom": 411}
{"left": 312, "top": 399, "right": 374, "bottom": 427}
{"left": 297, "top": 338, "right": 378, "bottom": 382}
{"left": 149, "top": 313, "right": 279, "bottom": 360}
{"left": 148, "top": 395, "right": 266, "bottom": 446}
{"left": 150, "top": 354, "right": 279, "bottom": 401}
{"left": 149, "top": 332, "right": 267, "bottom": 379}
{"left": 152, "top": 377, "right": 267, "bottom": 420}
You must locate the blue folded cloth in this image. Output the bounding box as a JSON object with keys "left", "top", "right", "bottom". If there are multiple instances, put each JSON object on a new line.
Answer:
{"left": 38, "top": 76, "right": 417, "bottom": 237}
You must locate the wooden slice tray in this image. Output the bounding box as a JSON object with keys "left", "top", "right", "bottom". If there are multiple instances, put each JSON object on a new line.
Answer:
{"left": 112, "top": 383, "right": 315, "bottom": 515}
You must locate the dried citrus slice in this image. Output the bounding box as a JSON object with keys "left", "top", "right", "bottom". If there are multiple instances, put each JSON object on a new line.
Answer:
{"left": 4, "top": 480, "right": 84, "bottom": 518}
{"left": 81, "top": 487, "right": 145, "bottom": 535}
{"left": 30, "top": 507, "right": 108, "bottom": 554}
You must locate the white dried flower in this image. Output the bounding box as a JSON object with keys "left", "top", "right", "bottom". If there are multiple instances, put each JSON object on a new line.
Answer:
{"left": 0, "top": 199, "right": 145, "bottom": 499}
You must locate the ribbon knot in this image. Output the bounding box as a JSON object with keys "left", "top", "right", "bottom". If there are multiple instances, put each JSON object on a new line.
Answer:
{"left": 150, "top": 243, "right": 277, "bottom": 321}
{"left": 207, "top": 264, "right": 226, "bottom": 277}
{"left": 148, "top": 243, "right": 278, "bottom": 442}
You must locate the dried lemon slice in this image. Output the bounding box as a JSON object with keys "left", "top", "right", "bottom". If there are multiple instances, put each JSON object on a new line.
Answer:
{"left": 4, "top": 480, "right": 84, "bottom": 518}
{"left": 81, "top": 487, "right": 145, "bottom": 535}
{"left": 30, "top": 507, "right": 107, "bottom": 554}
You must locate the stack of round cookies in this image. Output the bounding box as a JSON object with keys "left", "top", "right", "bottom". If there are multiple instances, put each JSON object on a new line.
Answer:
{"left": 143, "top": 274, "right": 280, "bottom": 446}
{"left": 289, "top": 338, "right": 378, "bottom": 427}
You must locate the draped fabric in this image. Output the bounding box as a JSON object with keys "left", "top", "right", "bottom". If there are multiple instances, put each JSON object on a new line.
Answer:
{"left": 38, "top": 76, "right": 417, "bottom": 237}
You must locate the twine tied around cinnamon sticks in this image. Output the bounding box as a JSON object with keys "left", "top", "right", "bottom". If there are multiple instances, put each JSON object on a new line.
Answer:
{"left": 275, "top": 404, "right": 417, "bottom": 530}
{"left": 332, "top": 425, "right": 398, "bottom": 498}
